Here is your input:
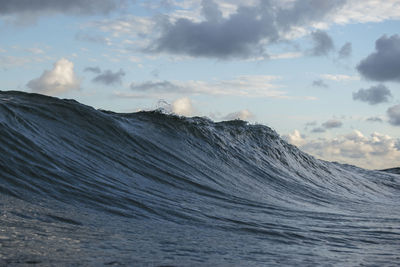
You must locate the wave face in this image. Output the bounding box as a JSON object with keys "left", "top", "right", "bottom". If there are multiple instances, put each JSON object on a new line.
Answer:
{"left": 1, "top": 90, "right": 400, "bottom": 266}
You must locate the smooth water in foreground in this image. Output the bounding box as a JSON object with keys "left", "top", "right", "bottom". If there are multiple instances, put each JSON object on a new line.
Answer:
{"left": 1, "top": 91, "right": 399, "bottom": 266}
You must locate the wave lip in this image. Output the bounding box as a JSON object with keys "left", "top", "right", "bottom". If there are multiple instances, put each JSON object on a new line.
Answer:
{"left": 1, "top": 90, "right": 400, "bottom": 265}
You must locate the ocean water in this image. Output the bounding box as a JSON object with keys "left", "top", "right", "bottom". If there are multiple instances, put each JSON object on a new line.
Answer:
{"left": 0, "top": 90, "right": 399, "bottom": 266}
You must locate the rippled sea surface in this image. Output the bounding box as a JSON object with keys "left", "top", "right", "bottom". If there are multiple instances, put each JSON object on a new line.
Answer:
{"left": 1, "top": 91, "right": 399, "bottom": 266}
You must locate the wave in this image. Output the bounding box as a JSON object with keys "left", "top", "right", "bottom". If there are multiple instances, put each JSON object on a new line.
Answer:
{"left": 1, "top": 90, "right": 399, "bottom": 265}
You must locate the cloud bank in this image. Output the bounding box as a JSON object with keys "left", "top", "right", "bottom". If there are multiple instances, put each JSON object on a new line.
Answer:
{"left": 147, "top": 0, "right": 347, "bottom": 59}
{"left": 285, "top": 129, "right": 400, "bottom": 169}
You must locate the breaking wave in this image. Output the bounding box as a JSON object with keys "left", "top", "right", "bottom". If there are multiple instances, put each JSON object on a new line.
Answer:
{"left": 1, "top": 90, "right": 399, "bottom": 266}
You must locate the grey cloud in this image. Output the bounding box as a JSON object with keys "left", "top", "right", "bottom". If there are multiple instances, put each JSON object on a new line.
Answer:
{"left": 366, "top": 117, "right": 383, "bottom": 123}
{"left": 201, "top": 0, "right": 222, "bottom": 22}
{"left": 147, "top": 4, "right": 277, "bottom": 59}
{"left": 308, "top": 119, "right": 343, "bottom": 132}
{"left": 84, "top": 66, "right": 102, "bottom": 74}
{"left": 387, "top": 104, "right": 400, "bottom": 126}
{"left": 312, "top": 79, "right": 328, "bottom": 88}
{"left": 311, "top": 127, "right": 326, "bottom": 133}
{"left": 322, "top": 119, "right": 342, "bottom": 129}
{"left": 0, "top": 0, "right": 123, "bottom": 16}
{"left": 150, "top": 69, "right": 160, "bottom": 78}
{"left": 338, "top": 42, "right": 352, "bottom": 58}
{"left": 352, "top": 84, "right": 392, "bottom": 105}
{"left": 304, "top": 121, "right": 317, "bottom": 131}
{"left": 130, "top": 80, "right": 184, "bottom": 92}
{"left": 93, "top": 69, "right": 125, "bottom": 85}
{"left": 305, "top": 121, "right": 317, "bottom": 127}
{"left": 147, "top": 0, "right": 346, "bottom": 59}
{"left": 275, "top": 0, "right": 346, "bottom": 30}
{"left": 357, "top": 35, "right": 400, "bottom": 82}
{"left": 395, "top": 139, "right": 400, "bottom": 151}
{"left": 309, "top": 30, "right": 334, "bottom": 56}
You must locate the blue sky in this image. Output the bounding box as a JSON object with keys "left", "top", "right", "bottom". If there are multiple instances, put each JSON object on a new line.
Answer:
{"left": 1, "top": 0, "right": 400, "bottom": 169}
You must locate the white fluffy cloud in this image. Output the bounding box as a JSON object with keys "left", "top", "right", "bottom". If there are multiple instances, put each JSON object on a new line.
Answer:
{"left": 222, "top": 109, "right": 254, "bottom": 121}
{"left": 172, "top": 97, "right": 194, "bottom": 116}
{"left": 27, "top": 58, "right": 80, "bottom": 96}
{"left": 285, "top": 129, "right": 400, "bottom": 170}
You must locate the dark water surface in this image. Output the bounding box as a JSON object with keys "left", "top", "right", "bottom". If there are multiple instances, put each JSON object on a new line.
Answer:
{"left": 1, "top": 91, "right": 399, "bottom": 266}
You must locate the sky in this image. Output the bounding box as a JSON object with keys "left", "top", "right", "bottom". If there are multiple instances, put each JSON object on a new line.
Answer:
{"left": 0, "top": 0, "right": 400, "bottom": 170}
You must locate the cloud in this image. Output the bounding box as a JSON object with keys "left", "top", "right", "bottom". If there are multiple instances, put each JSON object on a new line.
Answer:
{"left": 0, "top": 0, "right": 123, "bottom": 16}
{"left": 223, "top": 109, "right": 254, "bottom": 121}
{"left": 312, "top": 79, "right": 329, "bottom": 88}
{"left": 284, "top": 130, "right": 307, "bottom": 147}
{"left": 80, "top": 1, "right": 400, "bottom": 60}
{"left": 305, "top": 121, "right": 317, "bottom": 127}
{"left": 26, "top": 58, "right": 80, "bottom": 95}
{"left": 84, "top": 66, "right": 102, "bottom": 74}
{"left": 311, "top": 127, "right": 326, "bottom": 133}
{"left": 357, "top": 34, "right": 400, "bottom": 82}
{"left": 87, "top": 15, "right": 155, "bottom": 39}
{"left": 25, "top": 47, "right": 45, "bottom": 55}
{"left": 387, "top": 104, "right": 400, "bottom": 126}
{"left": 366, "top": 117, "right": 383, "bottom": 123}
{"left": 147, "top": 3, "right": 276, "bottom": 59}
{"left": 128, "top": 75, "right": 286, "bottom": 98}
{"left": 396, "top": 139, "right": 400, "bottom": 151}
{"left": 75, "top": 32, "right": 112, "bottom": 45}
{"left": 352, "top": 84, "right": 392, "bottom": 105}
{"left": 285, "top": 129, "right": 400, "bottom": 169}
{"left": 304, "top": 121, "right": 317, "bottom": 131}
{"left": 308, "top": 30, "right": 334, "bottom": 56}
{"left": 130, "top": 80, "right": 184, "bottom": 92}
{"left": 306, "top": 119, "right": 342, "bottom": 133}
{"left": 201, "top": 0, "right": 223, "bottom": 22}
{"left": 0, "top": 55, "right": 33, "bottom": 68}
{"left": 322, "top": 119, "right": 342, "bottom": 129}
{"left": 320, "top": 74, "right": 359, "bottom": 81}
{"left": 338, "top": 42, "right": 352, "bottom": 58}
{"left": 269, "top": 52, "right": 303, "bottom": 60}
{"left": 305, "top": 119, "right": 343, "bottom": 133}
{"left": 172, "top": 97, "right": 194, "bottom": 116}
{"left": 92, "top": 69, "right": 125, "bottom": 85}
{"left": 146, "top": 0, "right": 347, "bottom": 59}
{"left": 332, "top": 0, "right": 400, "bottom": 24}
